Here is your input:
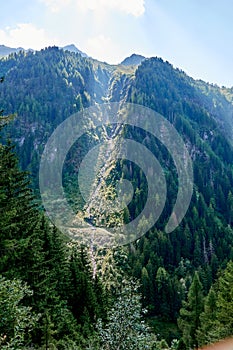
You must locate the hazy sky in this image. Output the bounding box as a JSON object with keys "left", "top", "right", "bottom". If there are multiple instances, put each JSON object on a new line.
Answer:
{"left": 0, "top": 0, "right": 232, "bottom": 87}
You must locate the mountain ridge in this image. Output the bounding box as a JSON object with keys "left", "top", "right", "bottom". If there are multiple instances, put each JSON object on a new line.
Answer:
{"left": 121, "top": 53, "right": 146, "bottom": 66}
{"left": 0, "top": 44, "right": 26, "bottom": 57}
{"left": 61, "top": 44, "right": 88, "bottom": 57}
{"left": 0, "top": 47, "right": 233, "bottom": 150}
{"left": 0, "top": 43, "right": 88, "bottom": 58}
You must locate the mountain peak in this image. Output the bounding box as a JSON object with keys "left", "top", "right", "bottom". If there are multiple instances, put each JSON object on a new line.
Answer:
{"left": 0, "top": 45, "right": 26, "bottom": 57}
{"left": 120, "top": 54, "right": 145, "bottom": 66}
{"left": 61, "top": 44, "right": 87, "bottom": 57}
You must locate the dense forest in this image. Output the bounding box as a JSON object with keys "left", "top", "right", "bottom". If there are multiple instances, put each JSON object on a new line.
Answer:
{"left": 0, "top": 47, "right": 233, "bottom": 349}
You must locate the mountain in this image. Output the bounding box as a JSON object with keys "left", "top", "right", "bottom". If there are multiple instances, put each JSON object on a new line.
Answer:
{"left": 0, "top": 43, "right": 88, "bottom": 58}
{"left": 0, "top": 44, "right": 25, "bottom": 57}
{"left": 0, "top": 47, "right": 233, "bottom": 346}
{"left": 121, "top": 53, "right": 145, "bottom": 66}
{"left": 61, "top": 43, "right": 88, "bottom": 57}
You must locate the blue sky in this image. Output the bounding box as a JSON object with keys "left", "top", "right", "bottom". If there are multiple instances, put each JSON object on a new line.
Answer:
{"left": 0, "top": 0, "right": 232, "bottom": 87}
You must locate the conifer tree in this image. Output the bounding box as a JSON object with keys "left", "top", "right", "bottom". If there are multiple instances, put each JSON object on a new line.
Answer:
{"left": 178, "top": 271, "right": 204, "bottom": 349}
{"left": 197, "top": 286, "right": 217, "bottom": 346}
{"left": 214, "top": 261, "right": 233, "bottom": 339}
{"left": 196, "top": 261, "right": 233, "bottom": 346}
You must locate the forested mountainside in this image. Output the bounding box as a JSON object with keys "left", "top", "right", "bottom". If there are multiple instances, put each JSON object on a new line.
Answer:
{"left": 0, "top": 46, "right": 233, "bottom": 349}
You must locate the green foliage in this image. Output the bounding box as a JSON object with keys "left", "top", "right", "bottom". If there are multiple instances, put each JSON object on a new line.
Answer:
{"left": 197, "top": 286, "right": 217, "bottom": 346}
{"left": 216, "top": 261, "right": 233, "bottom": 334}
{"left": 197, "top": 261, "right": 233, "bottom": 346}
{"left": 0, "top": 276, "right": 39, "bottom": 349}
{"left": 95, "top": 279, "right": 157, "bottom": 350}
{"left": 178, "top": 271, "right": 204, "bottom": 349}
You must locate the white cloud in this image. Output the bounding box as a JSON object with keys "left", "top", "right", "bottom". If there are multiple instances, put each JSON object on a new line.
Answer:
{"left": 40, "top": 0, "right": 71, "bottom": 13}
{"left": 78, "top": 0, "right": 145, "bottom": 17}
{"left": 41, "top": 0, "right": 145, "bottom": 17}
{"left": 0, "top": 23, "right": 58, "bottom": 50}
{"left": 86, "top": 35, "right": 122, "bottom": 63}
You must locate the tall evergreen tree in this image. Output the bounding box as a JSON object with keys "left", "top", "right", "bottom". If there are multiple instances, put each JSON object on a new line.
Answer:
{"left": 197, "top": 286, "right": 217, "bottom": 346}
{"left": 178, "top": 271, "right": 204, "bottom": 349}
{"left": 0, "top": 140, "right": 38, "bottom": 276}
{"left": 214, "top": 261, "right": 233, "bottom": 340}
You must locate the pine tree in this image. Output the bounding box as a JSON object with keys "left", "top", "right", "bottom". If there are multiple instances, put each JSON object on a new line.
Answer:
{"left": 141, "top": 266, "right": 150, "bottom": 307}
{"left": 214, "top": 261, "right": 233, "bottom": 339}
{"left": 196, "top": 261, "right": 233, "bottom": 346}
{"left": 67, "top": 245, "right": 102, "bottom": 329}
{"left": 197, "top": 286, "right": 217, "bottom": 346}
{"left": 227, "top": 192, "right": 233, "bottom": 224}
{"left": 0, "top": 140, "right": 39, "bottom": 277}
{"left": 155, "top": 266, "right": 173, "bottom": 317}
{"left": 178, "top": 271, "right": 204, "bottom": 349}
